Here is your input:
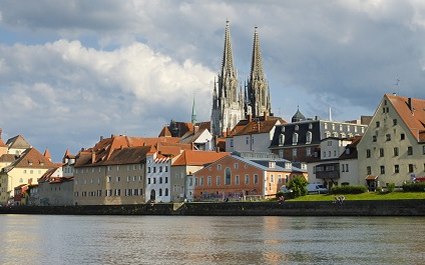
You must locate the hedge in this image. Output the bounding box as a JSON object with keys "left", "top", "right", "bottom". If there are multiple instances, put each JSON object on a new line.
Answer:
{"left": 331, "top": 185, "right": 368, "bottom": 194}
{"left": 402, "top": 182, "right": 425, "bottom": 192}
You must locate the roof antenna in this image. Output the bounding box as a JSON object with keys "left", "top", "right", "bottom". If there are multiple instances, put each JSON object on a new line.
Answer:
{"left": 393, "top": 78, "right": 400, "bottom": 96}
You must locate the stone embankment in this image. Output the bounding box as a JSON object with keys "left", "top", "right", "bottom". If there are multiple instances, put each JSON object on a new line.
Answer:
{"left": 1, "top": 200, "right": 425, "bottom": 216}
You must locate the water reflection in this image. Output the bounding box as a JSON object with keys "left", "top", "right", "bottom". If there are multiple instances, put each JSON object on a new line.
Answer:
{"left": 0, "top": 215, "right": 425, "bottom": 265}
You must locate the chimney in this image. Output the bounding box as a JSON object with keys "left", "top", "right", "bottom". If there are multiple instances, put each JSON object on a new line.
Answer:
{"left": 407, "top": 98, "right": 413, "bottom": 111}
{"left": 91, "top": 150, "right": 96, "bottom": 163}
{"left": 100, "top": 136, "right": 104, "bottom": 141}
{"left": 194, "top": 125, "right": 199, "bottom": 133}
{"left": 247, "top": 114, "right": 252, "bottom": 122}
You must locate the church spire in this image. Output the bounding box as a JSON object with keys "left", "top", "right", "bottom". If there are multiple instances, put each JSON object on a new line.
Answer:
{"left": 247, "top": 26, "right": 271, "bottom": 117}
{"left": 250, "top": 27, "right": 265, "bottom": 82}
{"left": 221, "top": 20, "right": 236, "bottom": 80}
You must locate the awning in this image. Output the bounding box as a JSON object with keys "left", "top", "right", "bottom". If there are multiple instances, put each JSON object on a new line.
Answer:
{"left": 414, "top": 177, "right": 425, "bottom": 183}
{"left": 365, "top": 175, "right": 378, "bottom": 180}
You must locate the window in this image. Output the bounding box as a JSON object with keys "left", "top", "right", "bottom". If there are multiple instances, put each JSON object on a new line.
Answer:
{"left": 230, "top": 139, "right": 234, "bottom": 147}
{"left": 367, "top": 166, "right": 371, "bottom": 175}
{"left": 159, "top": 189, "right": 162, "bottom": 196}
{"left": 408, "top": 146, "right": 413, "bottom": 155}
{"left": 153, "top": 167, "right": 156, "bottom": 173}
{"left": 393, "top": 119, "right": 397, "bottom": 126}
{"left": 306, "top": 131, "right": 312, "bottom": 144}
{"left": 159, "top": 166, "right": 162, "bottom": 173}
{"left": 148, "top": 178, "right": 151, "bottom": 184}
{"left": 246, "top": 137, "right": 249, "bottom": 145}
{"left": 376, "top": 121, "right": 380, "bottom": 127}
{"left": 165, "top": 188, "right": 169, "bottom": 196}
{"left": 165, "top": 177, "right": 168, "bottom": 183}
{"left": 292, "top": 149, "right": 297, "bottom": 157}
{"left": 401, "top": 133, "right": 405, "bottom": 140}
{"left": 216, "top": 176, "right": 221, "bottom": 186}
{"left": 366, "top": 149, "right": 371, "bottom": 158}
{"left": 345, "top": 164, "right": 349, "bottom": 172}
{"left": 394, "top": 147, "right": 399, "bottom": 157}
{"left": 254, "top": 174, "right": 259, "bottom": 184}
{"left": 235, "top": 175, "right": 240, "bottom": 185}
{"left": 408, "top": 164, "right": 414, "bottom": 173}
{"left": 245, "top": 174, "right": 250, "bottom": 184}
{"left": 386, "top": 134, "right": 391, "bottom": 141}
{"left": 372, "top": 135, "right": 377, "bottom": 142}
{"left": 306, "top": 147, "right": 311, "bottom": 156}
{"left": 292, "top": 133, "right": 299, "bottom": 145}
{"left": 159, "top": 177, "right": 163, "bottom": 184}
{"left": 279, "top": 134, "right": 285, "bottom": 145}
{"left": 380, "top": 166, "right": 385, "bottom": 174}
{"left": 379, "top": 148, "right": 384, "bottom": 157}
{"left": 217, "top": 164, "right": 222, "bottom": 170}
{"left": 148, "top": 167, "right": 151, "bottom": 173}
{"left": 225, "top": 168, "right": 231, "bottom": 185}
{"left": 234, "top": 163, "right": 238, "bottom": 169}
{"left": 165, "top": 166, "right": 168, "bottom": 172}
{"left": 207, "top": 176, "right": 212, "bottom": 186}
{"left": 199, "top": 177, "right": 204, "bottom": 186}
{"left": 394, "top": 165, "right": 399, "bottom": 173}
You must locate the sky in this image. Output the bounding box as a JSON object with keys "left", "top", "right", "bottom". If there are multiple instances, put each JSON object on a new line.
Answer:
{"left": 1, "top": 0, "right": 425, "bottom": 161}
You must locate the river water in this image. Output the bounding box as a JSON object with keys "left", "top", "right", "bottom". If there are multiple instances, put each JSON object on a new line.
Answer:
{"left": 0, "top": 215, "right": 424, "bottom": 265}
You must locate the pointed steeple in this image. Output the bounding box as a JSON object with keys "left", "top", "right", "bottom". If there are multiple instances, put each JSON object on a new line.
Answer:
{"left": 191, "top": 96, "right": 197, "bottom": 124}
{"left": 221, "top": 20, "right": 236, "bottom": 80}
{"left": 247, "top": 26, "right": 271, "bottom": 117}
{"left": 43, "top": 148, "right": 52, "bottom": 162}
{"left": 250, "top": 27, "right": 265, "bottom": 82}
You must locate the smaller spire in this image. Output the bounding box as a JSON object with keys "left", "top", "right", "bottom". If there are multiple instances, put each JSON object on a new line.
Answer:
{"left": 191, "top": 96, "right": 197, "bottom": 124}
{"left": 43, "top": 148, "right": 52, "bottom": 162}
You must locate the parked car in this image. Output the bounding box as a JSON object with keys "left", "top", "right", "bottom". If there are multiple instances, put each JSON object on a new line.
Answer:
{"left": 307, "top": 183, "right": 329, "bottom": 194}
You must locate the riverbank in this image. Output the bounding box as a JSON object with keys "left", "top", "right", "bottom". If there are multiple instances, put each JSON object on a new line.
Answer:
{"left": 1, "top": 199, "right": 425, "bottom": 216}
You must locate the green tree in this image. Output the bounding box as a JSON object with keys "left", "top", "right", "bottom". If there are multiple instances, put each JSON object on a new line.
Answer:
{"left": 287, "top": 175, "right": 308, "bottom": 197}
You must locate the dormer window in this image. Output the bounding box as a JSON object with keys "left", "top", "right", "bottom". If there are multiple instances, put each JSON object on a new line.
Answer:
{"left": 294, "top": 125, "right": 299, "bottom": 131}
{"left": 306, "top": 131, "right": 312, "bottom": 144}
{"left": 279, "top": 133, "right": 285, "bottom": 146}
{"left": 292, "top": 133, "right": 299, "bottom": 145}
{"left": 308, "top": 123, "right": 313, "bottom": 130}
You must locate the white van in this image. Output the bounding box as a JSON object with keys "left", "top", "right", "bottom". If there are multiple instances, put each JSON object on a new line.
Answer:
{"left": 307, "top": 183, "right": 328, "bottom": 194}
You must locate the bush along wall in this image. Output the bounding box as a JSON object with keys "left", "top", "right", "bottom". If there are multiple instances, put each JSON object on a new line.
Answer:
{"left": 331, "top": 185, "right": 368, "bottom": 194}
{"left": 402, "top": 182, "right": 425, "bottom": 192}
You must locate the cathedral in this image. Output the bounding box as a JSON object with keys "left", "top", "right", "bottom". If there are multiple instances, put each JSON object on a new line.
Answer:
{"left": 211, "top": 21, "right": 272, "bottom": 136}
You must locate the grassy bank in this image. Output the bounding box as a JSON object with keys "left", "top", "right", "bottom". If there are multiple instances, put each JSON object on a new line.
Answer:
{"left": 289, "top": 191, "right": 425, "bottom": 202}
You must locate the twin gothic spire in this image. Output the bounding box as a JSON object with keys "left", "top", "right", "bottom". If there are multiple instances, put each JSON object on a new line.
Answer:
{"left": 211, "top": 21, "right": 272, "bottom": 136}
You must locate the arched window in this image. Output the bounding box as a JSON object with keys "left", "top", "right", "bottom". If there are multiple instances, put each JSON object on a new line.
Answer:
{"left": 292, "top": 133, "right": 299, "bottom": 145}
{"left": 306, "top": 131, "right": 312, "bottom": 144}
{"left": 279, "top": 133, "right": 285, "bottom": 145}
{"left": 225, "top": 167, "right": 231, "bottom": 185}
{"left": 295, "top": 125, "right": 299, "bottom": 131}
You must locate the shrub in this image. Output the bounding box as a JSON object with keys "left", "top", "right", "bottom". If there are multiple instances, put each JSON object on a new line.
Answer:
{"left": 402, "top": 182, "right": 425, "bottom": 192}
{"left": 331, "top": 185, "right": 367, "bottom": 194}
{"left": 387, "top": 183, "right": 396, "bottom": 193}
{"left": 287, "top": 175, "right": 308, "bottom": 197}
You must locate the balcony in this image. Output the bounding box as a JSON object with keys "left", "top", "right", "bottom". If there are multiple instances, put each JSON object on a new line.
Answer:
{"left": 315, "top": 163, "right": 340, "bottom": 180}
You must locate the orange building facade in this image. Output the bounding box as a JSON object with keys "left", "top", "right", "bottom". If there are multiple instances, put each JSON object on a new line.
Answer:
{"left": 192, "top": 154, "right": 305, "bottom": 201}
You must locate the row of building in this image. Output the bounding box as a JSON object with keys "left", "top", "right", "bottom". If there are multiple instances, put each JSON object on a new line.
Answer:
{"left": 1, "top": 93, "right": 424, "bottom": 206}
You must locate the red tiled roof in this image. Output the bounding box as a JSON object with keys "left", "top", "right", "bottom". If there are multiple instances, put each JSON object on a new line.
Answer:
{"left": 386, "top": 94, "right": 425, "bottom": 142}
{"left": 0, "top": 154, "right": 17, "bottom": 163}
{"left": 172, "top": 150, "right": 229, "bottom": 166}
{"left": 7, "top": 148, "right": 55, "bottom": 170}
{"left": 229, "top": 116, "right": 285, "bottom": 136}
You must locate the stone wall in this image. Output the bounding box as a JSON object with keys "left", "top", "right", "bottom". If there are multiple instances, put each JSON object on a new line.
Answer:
{"left": 0, "top": 200, "right": 424, "bottom": 216}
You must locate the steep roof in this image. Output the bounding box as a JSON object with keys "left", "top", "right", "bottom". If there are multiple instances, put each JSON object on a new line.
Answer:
{"left": 229, "top": 116, "right": 285, "bottom": 136}
{"left": 386, "top": 94, "right": 425, "bottom": 142}
{"left": 6, "top": 135, "right": 31, "bottom": 149}
{"left": 172, "top": 150, "right": 229, "bottom": 166}
{"left": 104, "top": 146, "right": 151, "bottom": 165}
{"left": 3, "top": 148, "right": 55, "bottom": 172}
{"left": 0, "top": 154, "right": 17, "bottom": 163}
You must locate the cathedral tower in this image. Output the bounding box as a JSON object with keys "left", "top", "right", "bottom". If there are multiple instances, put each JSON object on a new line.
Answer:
{"left": 211, "top": 21, "right": 245, "bottom": 136}
{"left": 246, "top": 27, "right": 272, "bottom": 117}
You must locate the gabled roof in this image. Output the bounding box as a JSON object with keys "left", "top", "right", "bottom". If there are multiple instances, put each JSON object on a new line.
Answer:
{"left": 104, "top": 146, "right": 151, "bottom": 165}
{"left": 179, "top": 128, "right": 210, "bottom": 144}
{"left": 74, "top": 135, "right": 185, "bottom": 167}
{"left": 6, "top": 135, "right": 31, "bottom": 149}
{"left": 386, "top": 94, "right": 425, "bottom": 142}
{"left": 172, "top": 150, "right": 229, "bottom": 166}
{"left": 229, "top": 116, "right": 284, "bottom": 137}
{"left": 339, "top": 136, "right": 362, "bottom": 160}
{"left": 3, "top": 148, "right": 55, "bottom": 172}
